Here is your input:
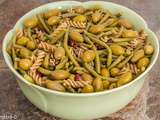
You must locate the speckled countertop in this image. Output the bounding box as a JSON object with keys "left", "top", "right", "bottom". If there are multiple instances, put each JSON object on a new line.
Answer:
{"left": 0, "top": 0, "right": 160, "bottom": 120}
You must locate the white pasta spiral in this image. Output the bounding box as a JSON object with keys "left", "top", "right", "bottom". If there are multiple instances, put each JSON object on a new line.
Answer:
{"left": 28, "top": 70, "right": 45, "bottom": 86}
{"left": 38, "top": 41, "right": 56, "bottom": 53}
{"left": 30, "top": 50, "right": 46, "bottom": 71}
{"left": 65, "top": 20, "right": 86, "bottom": 28}
{"left": 63, "top": 79, "right": 89, "bottom": 88}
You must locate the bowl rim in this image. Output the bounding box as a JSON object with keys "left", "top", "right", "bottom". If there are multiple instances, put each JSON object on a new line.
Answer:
{"left": 2, "top": 1, "right": 159, "bottom": 97}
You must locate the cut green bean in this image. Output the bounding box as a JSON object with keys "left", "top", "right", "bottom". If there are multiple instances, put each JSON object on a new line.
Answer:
{"left": 108, "top": 55, "right": 125, "bottom": 69}
{"left": 73, "top": 67, "right": 88, "bottom": 73}
{"left": 85, "top": 31, "right": 112, "bottom": 67}
{"left": 116, "top": 42, "right": 130, "bottom": 46}
{"left": 42, "top": 54, "right": 49, "bottom": 69}
{"left": 64, "top": 31, "right": 79, "bottom": 67}
{"left": 56, "top": 57, "right": 68, "bottom": 70}
{"left": 24, "top": 74, "right": 34, "bottom": 83}
{"left": 112, "top": 38, "right": 135, "bottom": 42}
{"left": 37, "top": 14, "right": 51, "bottom": 33}
{"left": 117, "top": 54, "right": 133, "bottom": 68}
{"left": 11, "top": 47, "right": 18, "bottom": 69}
{"left": 100, "top": 57, "right": 107, "bottom": 62}
{"left": 18, "top": 67, "right": 26, "bottom": 75}
{"left": 98, "top": 49, "right": 107, "bottom": 55}
{"left": 84, "top": 62, "right": 100, "bottom": 77}
{"left": 62, "top": 13, "right": 79, "bottom": 18}
{"left": 93, "top": 46, "right": 100, "bottom": 73}
{"left": 79, "top": 43, "right": 93, "bottom": 48}
{"left": 101, "top": 18, "right": 116, "bottom": 27}
{"left": 27, "top": 28, "right": 34, "bottom": 41}
{"left": 98, "top": 13, "right": 110, "bottom": 24}
{"left": 49, "top": 30, "right": 65, "bottom": 44}
{"left": 37, "top": 67, "right": 52, "bottom": 75}
{"left": 86, "top": 21, "right": 92, "bottom": 31}
{"left": 103, "top": 27, "right": 116, "bottom": 32}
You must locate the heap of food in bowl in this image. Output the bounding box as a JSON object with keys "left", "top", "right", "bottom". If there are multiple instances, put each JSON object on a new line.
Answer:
{"left": 7, "top": 6, "right": 154, "bottom": 93}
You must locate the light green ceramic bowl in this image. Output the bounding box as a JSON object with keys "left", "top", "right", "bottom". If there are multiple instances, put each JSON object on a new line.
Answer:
{"left": 2, "top": 1, "right": 159, "bottom": 120}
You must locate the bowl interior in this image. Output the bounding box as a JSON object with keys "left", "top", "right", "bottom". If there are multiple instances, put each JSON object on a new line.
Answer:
{"left": 2, "top": 1, "right": 159, "bottom": 96}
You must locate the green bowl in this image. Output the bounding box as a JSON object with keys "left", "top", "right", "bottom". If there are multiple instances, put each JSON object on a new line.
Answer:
{"left": 2, "top": 1, "right": 159, "bottom": 120}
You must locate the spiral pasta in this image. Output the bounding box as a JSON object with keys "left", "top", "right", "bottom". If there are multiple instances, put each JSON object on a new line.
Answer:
{"left": 63, "top": 79, "right": 89, "bottom": 88}
{"left": 28, "top": 70, "right": 45, "bottom": 86}
{"left": 38, "top": 41, "right": 56, "bottom": 53}
{"left": 16, "top": 29, "right": 24, "bottom": 38}
{"left": 65, "top": 20, "right": 86, "bottom": 28}
{"left": 30, "top": 50, "right": 46, "bottom": 71}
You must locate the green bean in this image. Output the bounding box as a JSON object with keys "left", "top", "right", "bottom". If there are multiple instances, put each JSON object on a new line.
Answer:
{"left": 70, "top": 28, "right": 84, "bottom": 33}
{"left": 14, "top": 44, "right": 26, "bottom": 49}
{"left": 84, "top": 11, "right": 93, "bottom": 16}
{"left": 93, "top": 46, "right": 100, "bottom": 73}
{"left": 62, "top": 13, "right": 79, "bottom": 18}
{"left": 102, "top": 18, "right": 116, "bottom": 27}
{"left": 69, "top": 47, "right": 82, "bottom": 63}
{"left": 79, "top": 43, "right": 92, "bottom": 48}
{"left": 108, "top": 55, "right": 125, "bottom": 69}
{"left": 42, "top": 54, "right": 49, "bottom": 69}
{"left": 134, "top": 43, "right": 144, "bottom": 52}
{"left": 64, "top": 62, "right": 70, "bottom": 70}
{"left": 112, "top": 38, "right": 135, "bottom": 42}
{"left": 66, "top": 86, "right": 76, "bottom": 93}
{"left": 49, "top": 30, "right": 65, "bottom": 44}
{"left": 83, "top": 35, "right": 100, "bottom": 73}
{"left": 7, "top": 42, "right": 13, "bottom": 55}
{"left": 98, "top": 50, "right": 107, "bottom": 55}
{"left": 68, "top": 65, "right": 74, "bottom": 72}
{"left": 27, "top": 28, "right": 34, "bottom": 41}
{"left": 83, "top": 35, "right": 93, "bottom": 45}
{"left": 7, "top": 34, "right": 17, "bottom": 55}
{"left": 24, "top": 73, "right": 34, "bottom": 83}
{"left": 73, "top": 67, "right": 88, "bottom": 73}
{"left": 103, "top": 27, "right": 116, "bottom": 32}
{"left": 102, "top": 77, "right": 118, "bottom": 82}
{"left": 84, "top": 62, "right": 99, "bottom": 77}
{"left": 117, "top": 54, "right": 133, "bottom": 68}
{"left": 115, "top": 26, "right": 124, "bottom": 38}
{"left": 37, "top": 67, "right": 52, "bottom": 75}
{"left": 116, "top": 42, "right": 130, "bottom": 46}
{"left": 100, "top": 58, "right": 107, "bottom": 62}
{"left": 110, "top": 20, "right": 118, "bottom": 27}
{"left": 84, "top": 63, "right": 117, "bottom": 81}
{"left": 11, "top": 47, "right": 18, "bottom": 69}
{"left": 64, "top": 30, "right": 80, "bottom": 67}
{"left": 37, "top": 14, "right": 51, "bottom": 33}
{"left": 85, "top": 31, "right": 112, "bottom": 67}
{"left": 17, "top": 67, "right": 26, "bottom": 75}
{"left": 56, "top": 57, "right": 68, "bottom": 70}
{"left": 98, "top": 13, "right": 110, "bottom": 24}
{"left": 86, "top": 21, "right": 92, "bottom": 31}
